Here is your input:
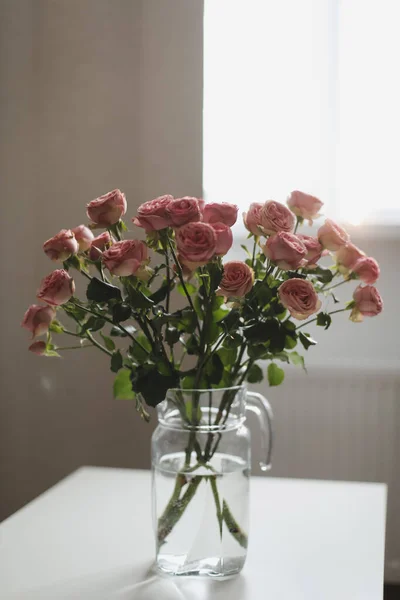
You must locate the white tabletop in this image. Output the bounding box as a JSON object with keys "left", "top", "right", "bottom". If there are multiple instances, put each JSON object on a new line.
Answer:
{"left": 0, "top": 467, "right": 386, "bottom": 600}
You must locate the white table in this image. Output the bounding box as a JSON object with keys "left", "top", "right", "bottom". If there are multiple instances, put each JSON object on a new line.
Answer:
{"left": 0, "top": 467, "right": 386, "bottom": 600}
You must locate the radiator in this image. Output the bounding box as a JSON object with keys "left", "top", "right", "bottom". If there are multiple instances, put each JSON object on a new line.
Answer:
{"left": 250, "top": 365, "right": 400, "bottom": 582}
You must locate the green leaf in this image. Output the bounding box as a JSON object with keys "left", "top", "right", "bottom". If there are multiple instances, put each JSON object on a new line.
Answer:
{"left": 289, "top": 351, "right": 306, "bottom": 371}
{"left": 112, "top": 303, "right": 132, "bottom": 323}
{"left": 81, "top": 316, "right": 106, "bottom": 334}
{"left": 204, "top": 321, "right": 221, "bottom": 345}
{"left": 149, "top": 282, "right": 171, "bottom": 304}
{"left": 63, "top": 302, "right": 87, "bottom": 321}
{"left": 49, "top": 320, "right": 64, "bottom": 334}
{"left": 110, "top": 324, "right": 136, "bottom": 337}
{"left": 244, "top": 319, "right": 285, "bottom": 352}
{"left": 165, "top": 327, "right": 180, "bottom": 346}
{"left": 129, "top": 334, "right": 152, "bottom": 362}
{"left": 217, "top": 346, "right": 237, "bottom": 367}
{"left": 100, "top": 333, "right": 116, "bottom": 352}
{"left": 223, "top": 332, "right": 244, "bottom": 349}
{"left": 246, "top": 363, "right": 263, "bottom": 384}
{"left": 205, "top": 353, "right": 224, "bottom": 385}
{"left": 177, "top": 282, "right": 197, "bottom": 296}
{"left": 213, "top": 303, "right": 230, "bottom": 323}
{"left": 133, "top": 367, "right": 179, "bottom": 407}
{"left": 113, "top": 368, "right": 135, "bottom": 400}
{"left": 308, "top": 266, "right": 334, "bottom": 284}
{"left": 86, "top": 278, "right": 122, "bottom": 303}
{"left": 185, "top": 334, "right": 200, "bottom": 355}
{"left": 248, "top": 344, "right": 270, "bottom": 360}
{"left": 316, "top": 312, "right": 332, "bottom": 330}
{"left": 299, "top": 331, "right": 317, "bottom": 350}
{"left": 284, "top": 334, "right": 297, "bottom": 349}
{"left": 240, "top": 244, "right": 252, "bottom": 257}
{"left": 126, "top": 286, "right": 154, "bottom": 309}
{"left": 110, "top": 350, "right": 123, "bottom": 373}
{"left": 267, "top": 363, "right": 285, "bottom": 386}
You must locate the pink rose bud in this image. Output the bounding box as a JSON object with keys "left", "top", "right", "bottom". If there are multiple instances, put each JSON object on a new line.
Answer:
{"left": 263, "top": 232, "right": 307, "bottom": 270}
{"left": 352, "top": 257, "right": 380, "bottom": 285}
{"left": 259, "top": 200, "right": 295, "bottom": 235}
{"left": 37, "top": 269, "right": 75, "bottom": 306}
{"left": 132, "top": 195, "right": 173, "bottom": 232}
{"left": 202, "top": 202, "right": 238, "bottom": 227}
{"left": 21, "top": 304, "right": 56, "bottom": 338}
{"left": 176, "top": 222, "right": 217, "bottom": 267}
{"left": 318, "top": 219, "right": 350, "bottom": 251}
{"left": 165, "top": 197, "right": 202, "bottom": 227}
{"left": 86, "top": 189, "right": 127, "bottom": 226}
{"left": 350, "top": 284, "right": 383, "bottom": 322}
{"left": 102, "top": 240, "right": 148, "bottom": 276}
{"left": 278, "top": 278, "right": 322, "bottom": 320}
{"left": 210, "top": 222, "right": 233, "bottom": 255}
{"left": 43, "top": 229, "right": 79, "bottom": 261}
{"left": 287, "top": 191, "right": 323, "bottom": 223}
{"left": 218, "top": 261, "right": 254, "bottom": 298}
{"left": 297, "top": 234, "right": 325, "bottom": 268}
{"left": 89, "top": 231, "right": 114, "bottom": 261}
{"left": 243, "top": 202, "right": 264, "bottom": 236}
{"left": 336, "top": 243, "right": 365, "bottom": 273}
{"left": 71, "top": 225, "right": 94, "bottom": 251}
{"left": 28, "top": 341, "right": 47, "bottom": 355}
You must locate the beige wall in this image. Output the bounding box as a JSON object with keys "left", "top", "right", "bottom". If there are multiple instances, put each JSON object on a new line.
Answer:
{"left": 0, "top": 0, "right": 203, "bottom": 520}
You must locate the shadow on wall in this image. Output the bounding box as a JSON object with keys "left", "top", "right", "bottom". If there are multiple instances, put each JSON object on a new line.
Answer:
{"left": 0, "top": 0, "right": 204, "bottom": 520}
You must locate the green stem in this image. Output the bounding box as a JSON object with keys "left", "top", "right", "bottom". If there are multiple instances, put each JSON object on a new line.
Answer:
{"left": 157, "top": 476, "right": 202, "bottom": 548}
{"left": 167, "top": 238, "right": 201, "bottom": 337}
{"left": 251, "top": 236, "right": 259, "bottom": 270}
{"left": 63, "top": 311, "right": 113, "bottom": 357}
{"left": 322, "top": 279, "right": 347, "bottom": 293}
{"left": 222, "top": 500, "right": 248, "bottom": 549}
{"left": 296, "top": 308, "right": 348, "bottom": 330}
{"left": 209, "top": 475, "right": 223, "bottom": 537}
{"left": 56, "top": 344, "right": 94, "bottom": 350}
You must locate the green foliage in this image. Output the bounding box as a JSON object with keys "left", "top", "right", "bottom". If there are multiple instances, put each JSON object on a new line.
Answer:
{"left": 110, "top": 350, "right": 123, "bottom": 373}
{"left": 316, "top": 312, "right": 332, "bottom": 330}
{"left": 267, "top": 363, "right": 285, "bottom": 386}
{"left": 100, "top": 333, "right": 116, "bottom": 352}
{"left": 112, "top": 303, "right": 132, "bottom": 323}
{"left": 110, "top": 324, "right": 136, "bottom": 337}
{"left": 129, "top": 334, "right": 152, "bottom": 362}
{"left": 81, "top": 316, "right": 105, "bottom": 334}
{"left": 308, "top": 266, "right": 334, "bottom": 284}
{"left": 165, "top": 327, "right": 180, "bottom": 346}
{"left": 86, "top": 277, "right": 122, "bottom": 302}
{"left": 177, "top": 282, "right": 196, "bottom": 296}
{"left": 113, "top": 368, "right": 135, "bottom": 400}
{"left": 49, "top": 320, "right": 64, "bottom": 334}
{"left": 299, "top": 331, "right": 317, "bottom": 350}
{"left": 289, "top": 351, "right": 306, "bottom": 370}
{"left": 133, "top": 366, "right": 180, "bottom": 407}
{"left": 246, "top": 363, "right": 263, "bottom": 384}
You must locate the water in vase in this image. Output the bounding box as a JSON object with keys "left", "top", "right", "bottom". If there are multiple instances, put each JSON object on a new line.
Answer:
{"left": 153, "top": 452, "right": 249, "bottom": 578}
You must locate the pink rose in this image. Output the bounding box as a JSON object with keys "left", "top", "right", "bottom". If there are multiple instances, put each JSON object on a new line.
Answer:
{"left": 132, "top": 195, "right": 173, "bottom": 232}
{"left": 297, "top": 234, "right": 325, "bottom": 268}
{"left": 21, "top": 305, "right": 56, "bottom": 338}
{"left": 336, "top": 242, "right": 365, "bottom": 270}
{"left": 176, "top": 222, "right": 217, "bottom": 267}
{"left": 259, "top": 201, "right": 295, "bottom": 235}
{"left": 243, "top": 202, "right": 264, "bottom": 236}
{"left": 37, "top": 269, "right": 75, "bottom": 306}
{"left": 89, "top": 231, "right": 114, "bottom": 261}
{"left": 102, "top": 240, "right": 148, "bottom": 276}
{"left": 43, "top": 229, "right": 79, "bottom": 261}
{"left": 352, "top": 257, "right": 380, "bottom": 284}
{"left": 350, "top": 284, "right": 383, "bottom": 322}
{"left": 263, "top": 232, "right": 307, "bottom": 270}
{"left": 28, "top": 341, "right": 47, "bottom": 355}
{"left": 210, "top": 222, "right": 233, "bottom": 255}
{"left": 278, "top": 278, "right": 322, "bottom": 320}
{"left": 87, "top": 189, "right": 127, "bottom": 226}
{"left": 218, "top": 261, "right": 254, "bottom": 297}
{"left": 166, "top": 197, "right": 202, "bottom": 227}
{"left": 318, "top": 219, "right": 350, "bottom": 251}
{"left": 287, "top": 191, "right": 323, "bottom": 223}
{"left": 71, "top": 225, "right": 94, "bottom": 251}
{"left": 202, "top": 202, "right": 238, "bottom": 227}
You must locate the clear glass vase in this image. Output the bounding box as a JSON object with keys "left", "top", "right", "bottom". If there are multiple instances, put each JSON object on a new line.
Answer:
{"left": 151, "top": 386, "right": 273, "bottom": 578}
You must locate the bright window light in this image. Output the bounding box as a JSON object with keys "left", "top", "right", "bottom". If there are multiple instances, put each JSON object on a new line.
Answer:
{"left": 203, "top": 0, "right": 400, "bottom": 227}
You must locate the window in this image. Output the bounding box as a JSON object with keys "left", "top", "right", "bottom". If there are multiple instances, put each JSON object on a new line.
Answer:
{"left": 203, "top": 0, "right": 400, "bottom": 227}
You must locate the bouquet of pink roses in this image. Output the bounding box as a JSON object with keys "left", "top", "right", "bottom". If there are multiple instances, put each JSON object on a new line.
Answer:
{"left": 22, "top": 189, "right": 383, "bottom": 417}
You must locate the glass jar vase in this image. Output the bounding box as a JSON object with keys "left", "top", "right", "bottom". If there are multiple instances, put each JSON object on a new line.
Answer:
{"left": 151, "top": 386, "right": 273, "bottom": 578}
